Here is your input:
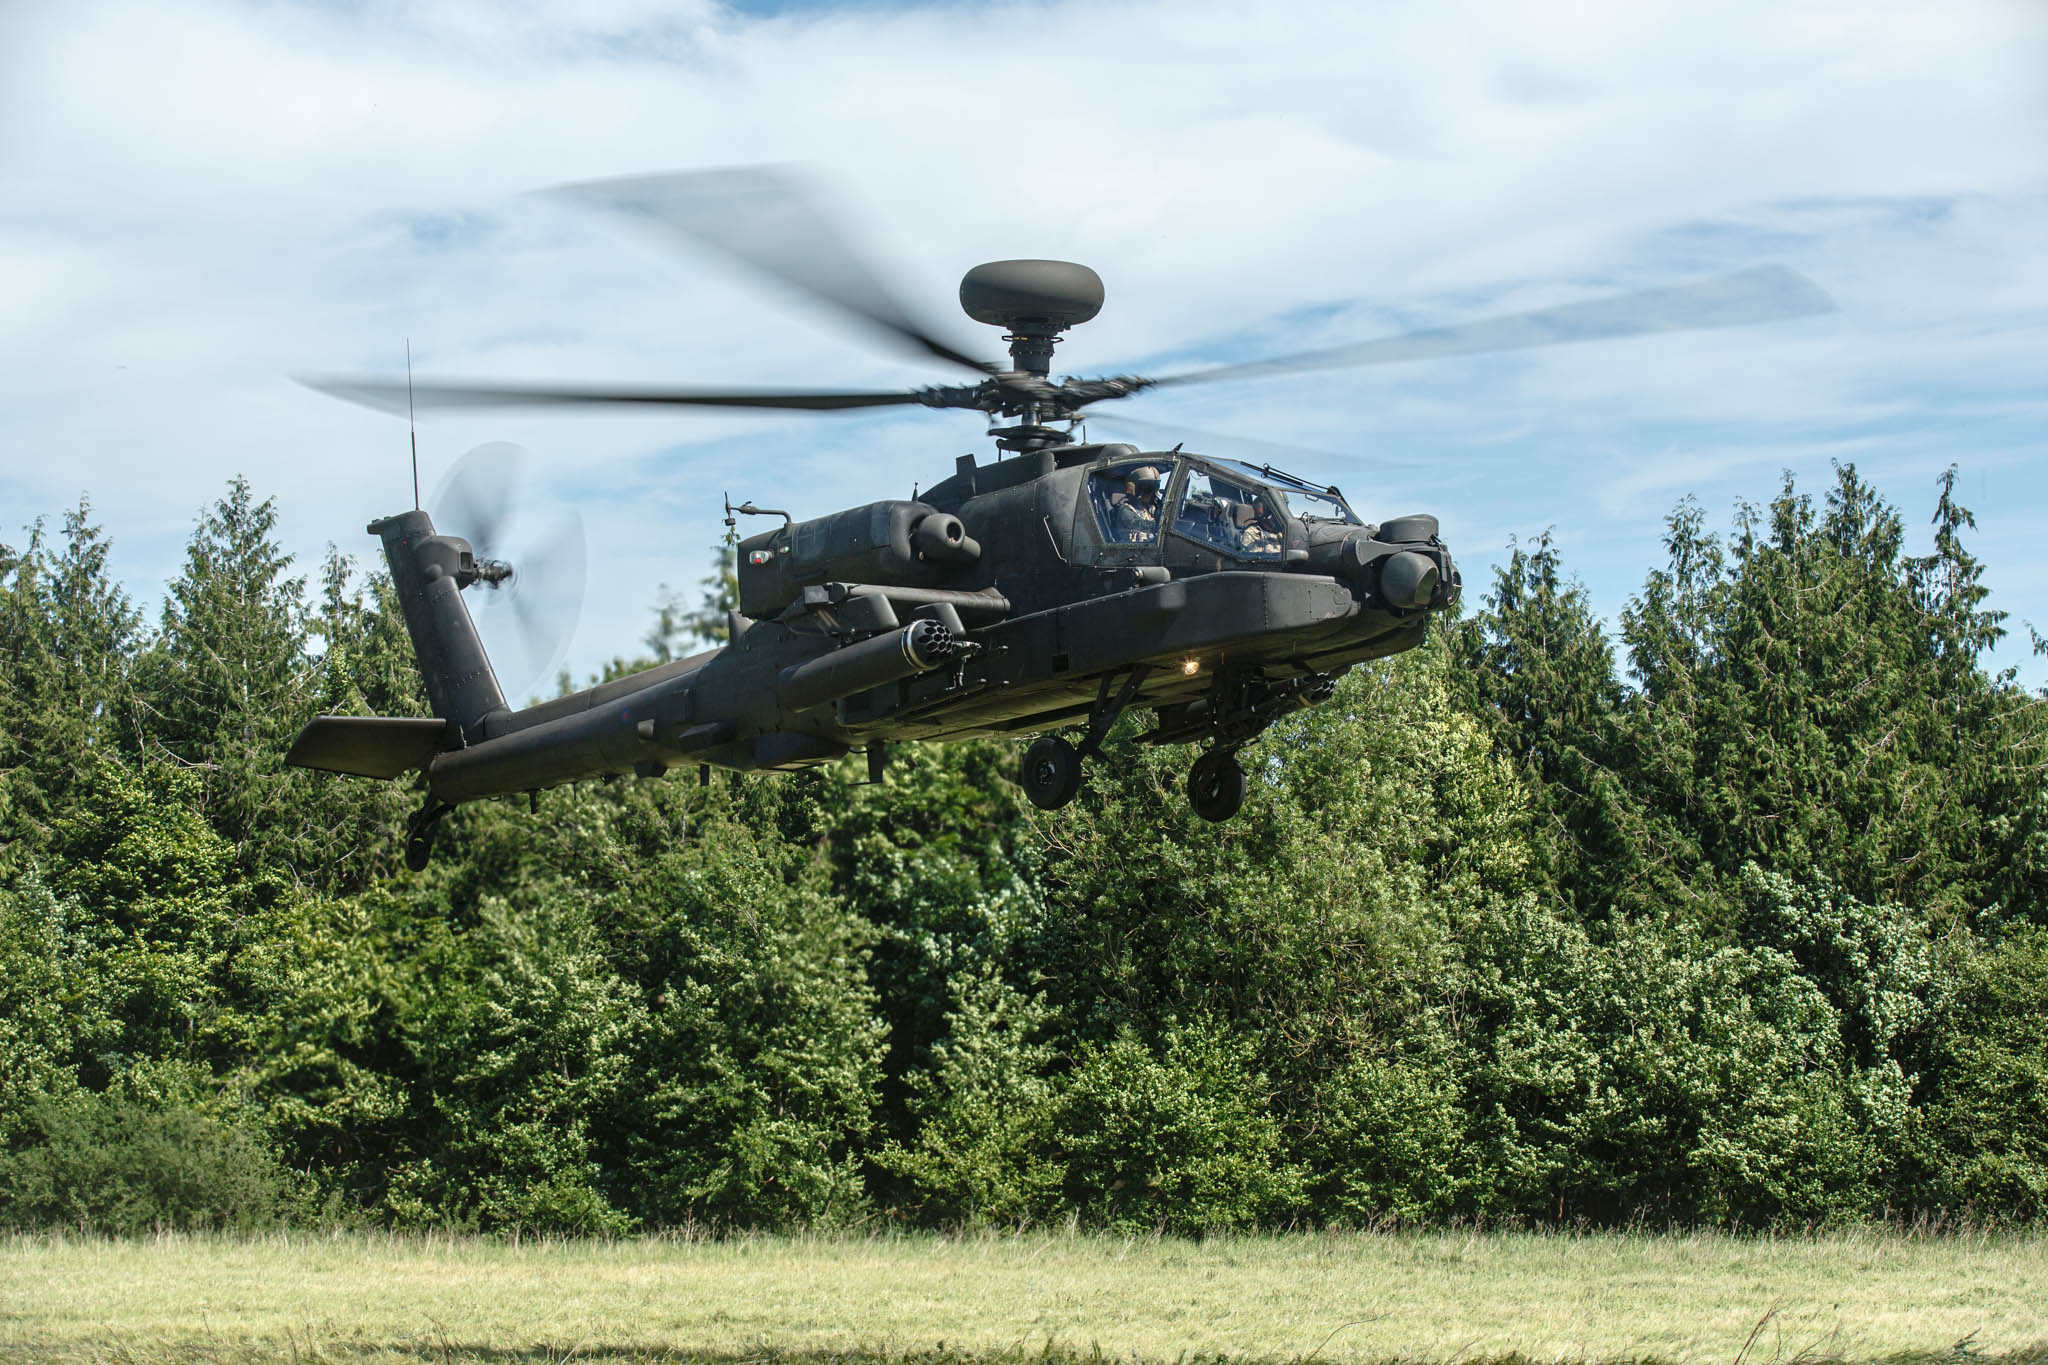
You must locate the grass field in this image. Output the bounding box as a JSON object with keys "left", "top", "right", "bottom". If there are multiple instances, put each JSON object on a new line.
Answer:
{"left": 2, "top": 1228, "right": 2043, "bottom": 1365}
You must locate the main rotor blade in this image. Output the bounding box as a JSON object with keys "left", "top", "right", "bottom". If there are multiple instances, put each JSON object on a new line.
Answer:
{"left": 545, "top": 166, "right": 1000, "bottom": 377}
{"left": 299, "top": 376, "right": 935, "bottom": 415}
{"left": 1145, "top": 265, "right": 1838, "bottom": 389}
{"left": 1083, "top": 412, "right": 1418, "bottom": 473}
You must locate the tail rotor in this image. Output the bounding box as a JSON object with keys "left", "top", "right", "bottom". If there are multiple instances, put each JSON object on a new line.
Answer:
{"left": 429, "top": 442, "right": 587, "bottom": 702}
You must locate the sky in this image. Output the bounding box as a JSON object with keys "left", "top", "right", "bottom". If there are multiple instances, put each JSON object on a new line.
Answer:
{"left": 2, "top": 0, "right": 2044, "bottom": 697}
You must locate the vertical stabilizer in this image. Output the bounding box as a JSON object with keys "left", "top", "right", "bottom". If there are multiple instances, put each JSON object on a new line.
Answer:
{"left": 371, "top": 509, "right": 509, "bottom": 740}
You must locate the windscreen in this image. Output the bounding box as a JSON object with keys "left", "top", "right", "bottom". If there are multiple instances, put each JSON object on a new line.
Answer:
{"left": 1213, "top": 459, "right": 1360, "bottom": 525}
{"left": 1274, "top": 486, "right": 1360, "bottom": 524}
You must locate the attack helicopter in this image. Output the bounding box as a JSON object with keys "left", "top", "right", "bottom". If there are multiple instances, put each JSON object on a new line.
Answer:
{"left": 288, "top": 167, "right": 1836, "bottom": 869}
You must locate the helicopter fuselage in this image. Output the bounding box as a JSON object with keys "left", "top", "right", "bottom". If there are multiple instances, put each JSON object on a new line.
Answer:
{"left": 385, "top": 441, "right": 1457, "bottom": 810}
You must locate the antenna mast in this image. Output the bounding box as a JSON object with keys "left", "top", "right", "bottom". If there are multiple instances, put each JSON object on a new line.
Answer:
{"left": 406, "top": 339, "right": 420, "bottom": 510}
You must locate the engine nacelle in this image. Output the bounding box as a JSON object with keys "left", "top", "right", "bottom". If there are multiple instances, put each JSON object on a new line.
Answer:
{"left": 738, "top": 500, "right": 982, "bottom": 618}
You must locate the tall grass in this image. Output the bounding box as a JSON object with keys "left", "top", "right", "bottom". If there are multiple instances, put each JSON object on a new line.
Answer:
{"left": 4, "top": 1227, "right": 2044, "bottom": 1364}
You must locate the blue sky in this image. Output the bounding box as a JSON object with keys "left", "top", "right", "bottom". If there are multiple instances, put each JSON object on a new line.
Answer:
{"left": 2, "top": 0, "right": 2044, "bottom": 695}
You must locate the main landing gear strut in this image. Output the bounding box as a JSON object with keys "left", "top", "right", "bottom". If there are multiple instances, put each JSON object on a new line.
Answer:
{"left": 1021, "top": 665, "right": 1149, "bottom": 813}
{"left": 1019, "top": 664, "right": 1339, "bottom": 823}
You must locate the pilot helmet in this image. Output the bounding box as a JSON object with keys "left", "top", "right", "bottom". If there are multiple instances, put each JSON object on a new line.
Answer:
{"left": 1128, "top": 466, "right": 1163, "bottom": 494}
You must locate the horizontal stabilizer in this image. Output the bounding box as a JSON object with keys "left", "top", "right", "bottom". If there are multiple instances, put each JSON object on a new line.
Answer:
{"left": 286, "top": 716, "right": 450, "bottom": 779}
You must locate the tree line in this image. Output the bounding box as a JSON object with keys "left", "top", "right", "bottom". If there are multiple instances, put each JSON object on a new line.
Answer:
{"left": 1, "top": 465, "right": 2043, "bottom": 1235}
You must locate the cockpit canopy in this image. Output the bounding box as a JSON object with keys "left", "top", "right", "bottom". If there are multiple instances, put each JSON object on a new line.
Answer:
{"left": 1086, "top": 455, "right": 1360, "bottom": 563}
{"left": 1211, "top": 459, "right": 1362, "bottom": 526}
{"left": 1087, "top": 458, "right": 1173, "bottom": 548}
{"left": 1175, "top": 466, "right": 1286, "bottom": 561}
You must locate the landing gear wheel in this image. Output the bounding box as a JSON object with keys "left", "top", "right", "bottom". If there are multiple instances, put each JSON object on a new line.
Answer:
{"left": 404, "top": 803, "right": 446, "bottom": 872}
{"left": 1187, "top": 749, "right": 1246, "bottom": 822}
{"left": 1022, "top": 736, "right": 1084, "bottom": 810}
{"left": 404, "top": 822, "right": 435, "bottom": 872}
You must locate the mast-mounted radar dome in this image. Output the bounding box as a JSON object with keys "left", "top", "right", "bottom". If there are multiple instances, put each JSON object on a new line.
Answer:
{"left": 960, "top": 260, "right": 1103, "bottom": 375}
{"left": 959, "top": 260, "right": 1104, "bottom": 330}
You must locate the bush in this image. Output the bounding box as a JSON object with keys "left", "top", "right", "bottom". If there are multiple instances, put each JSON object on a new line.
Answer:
{"left": 880, "top": 962, "right": 1062, "bottom": 1225}
{"left": 1924, "top": 925, "right": 2048, "bottom": 1218}
{"left": 1453, "top": 902, "right": 1876, "bottom": 1225}
{"left": 1051, "top": 1021, "right": 1305, "bottom": 1232}
{"left": 0, "top": 1090, "right": 289, "bottom": 1234}
{"left": 1301, "top": 1029, "right": 1468, "bottom": 1225}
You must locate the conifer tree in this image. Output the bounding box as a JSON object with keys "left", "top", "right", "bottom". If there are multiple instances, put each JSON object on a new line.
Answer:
{"left": 1913, "top": 470, "right": 2047, "bottom": 923}
{"left": 0, "top": 501, "right": 143, "bottom": 866}
{"left": 1621, "top": 465, "right": 2017, "bottom": 919}
{"left": 135, "top": 479, "right": 311, "bottom": 870}
{"left": 289, "top": 552, "right": 431, "bottom": 890}
{"left": 1447, "top": 532, "right": 1659, "bottom": 921}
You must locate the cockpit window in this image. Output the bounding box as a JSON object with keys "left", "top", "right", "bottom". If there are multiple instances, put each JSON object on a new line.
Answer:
{"left": 1272, "top": 486, "right": 1361, "bottom": 525}
{"left": 1175, "top": 470, "right": 1284, "bottom": 561}
{"left": 1089, "top": 460, "right": 1174, "bottom": 545}
{"left": 1213, "top": 459, "right": 1360, "bottom": 524}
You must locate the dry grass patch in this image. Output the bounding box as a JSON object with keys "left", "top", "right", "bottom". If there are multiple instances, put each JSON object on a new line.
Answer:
{"left": 1, "top": 1228, "right": 2042, "bottom": 1364}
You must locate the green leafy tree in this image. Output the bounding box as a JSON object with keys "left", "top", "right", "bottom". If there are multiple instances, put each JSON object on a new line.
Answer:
{"left": 385, "top": 894, "right": 641, "bottom": 1233}
{"left": 239, "top": 886, "right": 441, "bottom": 1216}
{"left": 46, "top": 763, "right": 255, "bottom": 1086}
{"left": 414, "top": 772, "right": 888, "bottom": 1230}
{"left": 597, "top": 788, "right": 885, "bottom": 1228}
{"left": 647, "top": 543, "right": 740, "bottom": 658}
{"left": 880, "top": 959, "right": 1062, "bottom": 1224}
{"left": 1453, "top": 903, "right": 1875, "bottom": 1225}
{"left": 1050, "top": 1021, "right": 1306, "bottom": 1232}
{"left": 824, "top": 738, "right": 1044, "bottom": 1157}
{"left": 249, "top": 872, "right": 643, "bottom": 1233}
{"left": 900, "top": 643, "right": 1547, "bottom": 1228}
{"left": 1921, "top": 926, "right": 2048, "bottom": 1218}
{"left": 0, "top": 875, "right": 102, "bottom": 1145}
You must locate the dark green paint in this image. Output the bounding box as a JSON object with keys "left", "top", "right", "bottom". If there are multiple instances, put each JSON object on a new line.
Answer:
{"left": 287, "top": 442, "right": 1459, "bottom": 856}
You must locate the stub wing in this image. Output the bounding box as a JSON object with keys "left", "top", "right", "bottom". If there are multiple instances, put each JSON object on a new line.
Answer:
{"left": 286, "top": 716, "right": 451, "bottom": 779}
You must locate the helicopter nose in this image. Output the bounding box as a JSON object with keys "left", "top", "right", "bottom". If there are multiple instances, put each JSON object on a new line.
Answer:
{"left": 1378, "top": 551, "right": 1440, "bottom": 609}
{"left": 1334, "top": 524, "right": 1459, "bottom": 612}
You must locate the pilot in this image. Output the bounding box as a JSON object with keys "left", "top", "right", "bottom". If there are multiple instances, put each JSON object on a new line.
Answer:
{"left": 1111, "top": 467, "right": 1164, "bottom": 542}
{"left": 1234, "top": 502, "right": 1282, "bottom": 556}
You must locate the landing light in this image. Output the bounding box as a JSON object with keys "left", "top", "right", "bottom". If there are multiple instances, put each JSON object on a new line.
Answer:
{"left": 1182, "top": 658, "right": 1201, "bottom": 676}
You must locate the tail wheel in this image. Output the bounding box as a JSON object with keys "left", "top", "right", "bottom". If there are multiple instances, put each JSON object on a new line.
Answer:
{"left": 404, "top": 822, "right": 435, "bottom": 872}
{"left": 1187, "top": 749, "right": 1246, "bottom": 822}
{"left": 1021, "top": 735, "right": 1084, "bottom": 810}
{"left": 404, "top": 801, "right": 448, "bottom": 872}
